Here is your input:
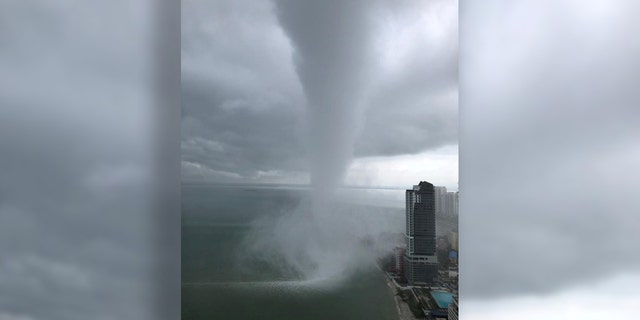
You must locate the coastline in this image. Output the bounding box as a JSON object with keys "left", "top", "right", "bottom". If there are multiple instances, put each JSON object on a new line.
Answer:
{"left": 383, "top": 274, "right": 419, "bottom": 320}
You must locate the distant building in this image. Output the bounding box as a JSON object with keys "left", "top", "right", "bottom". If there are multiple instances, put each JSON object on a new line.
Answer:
{"left": 436, "top": 237, "right": 448, "bottom": 251}
{"left": 449, "top": 231, "right": 458, "bottom": 251}
{"left": 434, "top": 187, "right": 458, "bottom": 216}
{"left": 394, "top": 246, "right": 406, "bottom": 276}
{"left": 434, "top": 186, "right": 447, "bottom": 216}
{"left": 444, "top": 191, "right": 459, "bottom": 216}
{"left": 448, "top": 296, "right": 459, "bottom": 320}
{"left": 404, "top": 181, "right": 439, "bottom": 285}
{"left": 451, "top": 191, "right": 459, "bottom": 215}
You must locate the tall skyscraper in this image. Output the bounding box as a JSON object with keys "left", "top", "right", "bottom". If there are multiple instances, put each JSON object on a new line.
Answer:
{"left": 404, "top": 181, "right": 439, "bottom": 285}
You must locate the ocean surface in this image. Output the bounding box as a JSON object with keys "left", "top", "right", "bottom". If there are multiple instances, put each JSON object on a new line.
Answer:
{"left": 182, "top": 184, "right": 407, "bottom": 320}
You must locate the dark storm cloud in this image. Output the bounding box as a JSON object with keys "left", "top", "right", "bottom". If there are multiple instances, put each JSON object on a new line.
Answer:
{"left": 181, "top": 0, "right": 307, "bottom": 183}
{"left": 460, "top": 0, "right": 640, "bottom": 300}
{"left": 181, "top": 0, "right": 458, "bottom": 183}
{"left": 357, "top": 82, "right": 457, "bottom": 157}
{"left": 1, "top": 1, "right": 154, "bottom": 319}
{"left": 181, "top": 80, "right": 306, "bottom": 181}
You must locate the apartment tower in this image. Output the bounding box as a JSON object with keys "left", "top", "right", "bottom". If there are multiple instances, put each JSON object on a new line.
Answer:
{"left": 403, "top": 181, "right": 439, "bottom": 285}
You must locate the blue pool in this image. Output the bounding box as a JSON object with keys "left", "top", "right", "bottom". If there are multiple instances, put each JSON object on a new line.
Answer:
{"left": 430, "top": 291, "right": 455, "bottom": 308}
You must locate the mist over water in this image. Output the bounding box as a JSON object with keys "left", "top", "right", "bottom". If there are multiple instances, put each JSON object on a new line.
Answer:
{"left": 239, "top": 197, "right": 400, "bottom": 282}
{"left": 181, "top": 185, "right": 403, "bottom": 319}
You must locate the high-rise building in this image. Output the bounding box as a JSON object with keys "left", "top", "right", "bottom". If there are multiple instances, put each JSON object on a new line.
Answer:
{"left": 404, "top": 181, "right": 439, "bottom": 285}
{"left": 434, "top": 186, "right": 459, "bottom": 216}
{"left": 434, "top": 186, "right": 447, "bottom": 216}
{"left": 438, "top": 190, "right": 459, "bottom": 216}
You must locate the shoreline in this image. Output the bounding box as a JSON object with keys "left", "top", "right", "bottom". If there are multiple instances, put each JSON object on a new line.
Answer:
{"left": 383, "top": 274, "right": 420, "bottom": 320}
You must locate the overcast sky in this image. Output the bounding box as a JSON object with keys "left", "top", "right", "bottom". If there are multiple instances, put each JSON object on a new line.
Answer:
{"left": 182, "top": 0, "right": 459, "bottom": 190}
{"left": 0, "top": 1, "right": 157, "bottom": 319}
{"left": 460, "top": 0, "right": 640, "bottom": 318}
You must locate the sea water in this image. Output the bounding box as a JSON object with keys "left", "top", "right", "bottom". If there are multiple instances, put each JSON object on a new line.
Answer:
{"left": 181, "top": 184, "right": 404, "bottom": 320}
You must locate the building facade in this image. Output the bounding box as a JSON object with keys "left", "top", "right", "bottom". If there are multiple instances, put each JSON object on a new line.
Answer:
{"left": 444, "top": 191, "right": 459, "bottom": 216}
{"left": 394, "top": 246, "right": 406, "bottom": 275}
{"left": 434, "top": 186, "right": 458, "bottom": 216}
{"left": 434, "top": 186, "right": 447, "bottom": 216}
{"left": 404, "top": 181, "right": 439, "bottom": 285}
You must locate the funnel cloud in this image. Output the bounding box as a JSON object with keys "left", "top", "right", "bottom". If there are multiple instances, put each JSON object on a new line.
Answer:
{"left": 244, "top": 0, "right": 383, "bottom": 280}
{"left": 275, "top": 0, "right": 377, "bottom": 197}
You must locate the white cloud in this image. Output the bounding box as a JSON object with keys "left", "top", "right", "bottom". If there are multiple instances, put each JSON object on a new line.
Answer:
{"left": 345, "top": 144, "right": 458, "bottom": 189}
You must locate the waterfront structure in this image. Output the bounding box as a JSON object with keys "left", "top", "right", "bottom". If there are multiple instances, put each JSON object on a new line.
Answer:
{"left": 448, "top": 295, "right": 459, "bottom": 320}
{"left": 404, "top": 181, "right": 439, "bottom": 285}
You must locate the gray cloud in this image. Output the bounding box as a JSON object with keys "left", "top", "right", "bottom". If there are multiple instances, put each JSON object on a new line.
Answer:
{"left": 181, "top": 79, "right": 306, "bottom": 182}
{"left": 0, "top": 1, "right": 155, "bottom": 319}
{"left": 181, "top": 0, "right": 458, "bottom": 184}
{"left": 181, "top": 0, "right": 306, "bottom": 183}
{"left": 460, "top": 0, "right": 640, "bottom": 300}
{"left": 357, "top": 1, "right": 458, "bottom": 156}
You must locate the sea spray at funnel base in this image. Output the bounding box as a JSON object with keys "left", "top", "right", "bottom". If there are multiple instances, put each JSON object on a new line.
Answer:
{"left": 239, "top": 0, "right": 381, "bottom": 281}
